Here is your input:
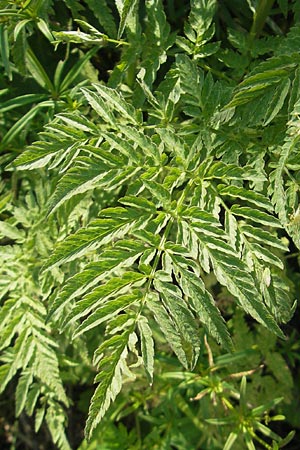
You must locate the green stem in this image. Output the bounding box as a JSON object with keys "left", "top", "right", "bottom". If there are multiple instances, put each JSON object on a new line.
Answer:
{"left": 249, "top": 0, "right": 275, "bottom": 43}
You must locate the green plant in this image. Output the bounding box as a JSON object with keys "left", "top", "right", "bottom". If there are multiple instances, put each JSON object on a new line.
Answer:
{"left": 1, "top": 0, "right": 300, "bottom": 448}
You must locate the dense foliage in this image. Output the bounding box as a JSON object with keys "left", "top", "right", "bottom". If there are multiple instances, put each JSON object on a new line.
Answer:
{"left": 1, "top": 0, "right": 300, "bottom": 449}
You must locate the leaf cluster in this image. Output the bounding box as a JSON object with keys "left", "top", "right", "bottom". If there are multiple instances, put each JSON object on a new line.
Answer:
{"left": 1, "top": 0, "right": 300, "bottom": 448}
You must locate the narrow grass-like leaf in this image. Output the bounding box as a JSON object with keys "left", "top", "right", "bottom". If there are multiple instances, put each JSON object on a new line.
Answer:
{"left": 1, "top": 102, "right": 54, "bottom": 148}
{"left": 59, "top": 47, "right": 98, "bottom": 93}
{"left": 0, "top": 24, "right": 12, "bottom": 80}
{"left": 0, "top": 94, "right": 48, "bottom": 113}
{"left": 26, "top": 47, "right": 54, "bottom": 93}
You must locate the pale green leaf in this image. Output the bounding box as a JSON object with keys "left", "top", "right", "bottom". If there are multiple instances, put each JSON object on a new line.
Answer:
{"left": 117, "top": 0, "right": 138, "bottom": 38}
{"left": 64, "top": 272, "right": 145, "bottom": 327}
{"left": 48, "top": 241, "right": 144, "bottom": 319}
{"left": 218, "top": 185, "right": 273, "bottom": 211}
{"left": 231, "top": 206, "right": 282, "bottom": 228}
{"left": 43, "top": 209, "right": 139, "bottom": 271}
{"left": 93, "top": 84, "right": 139, "bottom": 125}
{"left": 147, "top": 292, "right": 189, "bottom": 368}
{"left": 138, "top": 315, "right": 154, "bottom": 384}
{"left": 153, "top": 279, "right": 200, "bottom": 369}
{"left": 81, "top": 87, "right": 117, "bottom": 126}
{"left": 85, "top": 330, "right": 131, "bottom": 439}
{"left": 15, "top": 371, "right": 33, "bottom": 417}
{"left": 73, "top": 292, "right": 142, "bottom": 338}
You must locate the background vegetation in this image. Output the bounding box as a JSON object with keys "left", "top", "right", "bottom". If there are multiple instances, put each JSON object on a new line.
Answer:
{"left": 0, "top": 0, "right": 300, "bottom": 449}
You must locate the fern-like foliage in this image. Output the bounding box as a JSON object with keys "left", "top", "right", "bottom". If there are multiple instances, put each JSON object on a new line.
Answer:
{"left": 8, "top": 0, "right": 299, "bottom": 442}
{"left": 0, "top": 180, "right": 71, "bottom": 449}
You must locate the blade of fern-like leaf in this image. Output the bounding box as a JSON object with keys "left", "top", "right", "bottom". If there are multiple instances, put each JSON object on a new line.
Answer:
{"left": 35, "top": 406, "right": 46, "bottom": 433}
{"left": 64, "top": 0, "right": 84, "bottom": 17}
{"left": 231, "top": 206, "right": 282, "bottom": 228}
{"left": 72, "top": 292, "right": 142, "bottom": 338}
{"left": 181, "top": 206, "right": 222, "bottom": 226}
{"left": 15, "top": 370, "right": 33, "bottom": 417}
{"left": 0, "top": 310, "right": 24, "bottom": 349}
{"left": 156, "top": 128, "right": 188, "bottom": 165}
{"left": 93, "top": 84, "right": 139, "bottom": 125}
{"left": 12, "top": 139, "right": 76, "bottom": 170}
{"left": 101, "top": 131, "right": 143, "bottom": 164}
{"left": 263, "top": 77, "right": 290, "bottom": 125}
{"left": 121, "top": 125, "right": 161, "bottom": 163}
{"left": 119, "top": 195, "right": 157, "bottom": 213}
{"left": 43, "top": 210, "right": 139, "bottom": 271}
{"left": 206, "top": 162, "right": 267, "bottom": 183}
{"left": 85, "top": 330, "right": 131, "bottom": 439}
{"left": 154, "top": 278, "right": 200, "bottom": 369}
{"left": 288, "top": 66, "right": 300, "bottom": 113}
{"left": 172, "top": 259, "right": 233, "bottom": 351}
{"left": 81, "top": 87, "right": 117, "bottom": 126}
{"left": 250, "top": 242, "right": 284, "bottom": 269}
{"left": 45, "top": 123, "right": 87, "bottom": 140}
{"left": 117, "top": 0, "right": 138, "bottom": 39}
{"left": 48, "top": 241, "right": 145, "bottom": 320}
{"left": 0, "top": 330, "right": 34, "bottom": 393}
{"left": 25, "top": 384, "right": 40, "bottom": 416}
{"left": 141, "top": 178, "right": 171, "bottom": 208}
{"left": 225, "top": 55, "right": 296, "bottom": 108}
{"left": 147, "top": 292, "right": 189, "bottom": 369}
{"left": 34, "top": 340, "right": 69, "bottom": 406}
{"left": 85, "top": 0, "right": 117, "bottom": 37}
{"left": 45, "top": 402, "right": 71, "bottom": 450}
{"left": 268, "top": 143, "right": 290, "bottom": 226}
{"left": 56, "top": 113, "right": 99, "bottom": 134}
{"left": 138, "top": 315, "right": 154, "bottom": 384}
{"left": 134, "top": 0, "right": 173, "bottom": 101}
{"left": 47, "top": 161, "right": 137, "bottom": 214}
{"left": 64, "top": 273, "right": 145, "bottom": 329}
{"left": 239, "top": 224, "right": 288, "bottom": 251}
{"left": 182, "top": 214, "right": 284, "bottom": 336}
{"left": 207, "top": 248, "right": 284, "bottom": 337}
{"left": 218, "top": 185, "right": 274, "bottom": 211}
